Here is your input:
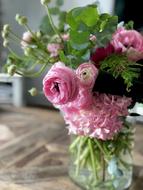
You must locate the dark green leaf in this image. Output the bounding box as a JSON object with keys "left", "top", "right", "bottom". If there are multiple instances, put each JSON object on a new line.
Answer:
{"left": 49, "top": 7, "right": 60, "bottom": 15}
{"left": 39, "top": 15, "right": 54, "bottom": 35}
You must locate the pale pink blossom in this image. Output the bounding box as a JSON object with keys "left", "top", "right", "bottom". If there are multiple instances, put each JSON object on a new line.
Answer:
{"left": 89, "top": 34, "right": 96, "bottom": 41}
{"left": 47, "top": 43, "right": 63, "bottom": 57}
{"left": 111, "top": 27, "right": 143, "bottom": 61}
{"left": 43, "top": 62, "right": 79, "bottom": 105}
{"left": 21, "top": 31, "right": 33, "bottom": 48}
{"left": 61, "top": 33, "right": 70, "bottom": 41}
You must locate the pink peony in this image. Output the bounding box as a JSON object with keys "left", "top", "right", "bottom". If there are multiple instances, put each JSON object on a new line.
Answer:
{"left": 111, "top": 27, "right": 143, "bottom": 61}
{"left": 47, "top": 43, "right": 63, "bottom": 57}
{"left": 76, "top": 62, "right": 99, "bottom": 89}
{"left": 43, "top": 62, "right": 79, "bottom": 105}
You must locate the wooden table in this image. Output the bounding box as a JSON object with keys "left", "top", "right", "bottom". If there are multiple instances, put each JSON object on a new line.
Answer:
{"left": 0, "top": 105, "right": 143, "bottom": 190}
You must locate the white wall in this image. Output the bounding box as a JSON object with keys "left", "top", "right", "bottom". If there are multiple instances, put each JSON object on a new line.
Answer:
{"left": 63, "top": 0, "right": 115, "bottom": 14}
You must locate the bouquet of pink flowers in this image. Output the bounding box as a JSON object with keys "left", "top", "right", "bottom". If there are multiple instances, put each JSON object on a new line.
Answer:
{"left": 2, "top": 0, "right": 143, "bottom": 189}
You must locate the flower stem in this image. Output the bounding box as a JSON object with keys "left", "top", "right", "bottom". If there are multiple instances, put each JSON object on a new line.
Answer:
{"left": 101, "top": 152, "right": 106, "bottom": 182}
{"left": 88, "top": 139, "right": 98, "bottom": 179}
{"left": 45, "top": 5, "right": 63, "bottom": 41}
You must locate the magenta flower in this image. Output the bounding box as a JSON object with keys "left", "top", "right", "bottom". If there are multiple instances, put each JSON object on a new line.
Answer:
{"left": 111, "top": 27, "right": 143, "bottom": 61}
{"left": 43, "top": 62, "right": 79, "bottom": 105}
{"left": 90, "top": 43, "right": 116, "bottom": 67}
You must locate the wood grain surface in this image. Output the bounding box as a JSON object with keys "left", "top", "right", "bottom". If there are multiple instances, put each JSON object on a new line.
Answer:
{"left": 0, "top": 105, "right": 143, "bottom": 190}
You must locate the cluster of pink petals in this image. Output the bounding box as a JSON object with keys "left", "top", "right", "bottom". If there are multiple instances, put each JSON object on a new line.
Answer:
{"left": 111, "top": 27, "right": 143, "bottom": 61}
{"left": 47, "top": 43, "right": 63, "bottom": 57}
{"left": 43, "top": 62, "right": 131, "bottom": 140}
{"left": 62, "top": 93, "right": 131, "bottom": 140}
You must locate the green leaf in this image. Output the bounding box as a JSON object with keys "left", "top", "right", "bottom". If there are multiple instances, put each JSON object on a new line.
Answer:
{"left": 66, "top": 5, "right": 99, "bottom": 29}
{"left": 70, "top": 30, "right": 90, "bottom": 44}
{"left": 125, "top": 20, "right": 134, "bottom": 30}
{"left": 39, "top": 15, "right": 54, "bottom": 35}
{"left": 81, "top": 49, "right": 90, "bottom": 61}
{"left": 49, "top": 7, "right": 60, "bottom": 15}
{"left": 59, "top": 51, "right": 68, "bottom": 63}
{"left": 56, "top": 0, "right": 64, "bottom": 6}
{"left": 69, "top": 30, "right": 90, "bottom": 50}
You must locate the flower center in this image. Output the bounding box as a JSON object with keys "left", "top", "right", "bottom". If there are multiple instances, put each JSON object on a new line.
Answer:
{"left": 54, "top": 82, "right": 60, "bottom": 92}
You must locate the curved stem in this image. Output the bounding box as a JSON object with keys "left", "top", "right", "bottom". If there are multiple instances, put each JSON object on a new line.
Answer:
{"left": 7, "top": 47, "right": 23, "bottom": 60}
{"left": 45, "top": 5, "right": 63, "bottom": 41}
{"left": 18, "top": 62, "right": 48, "bottom": 77}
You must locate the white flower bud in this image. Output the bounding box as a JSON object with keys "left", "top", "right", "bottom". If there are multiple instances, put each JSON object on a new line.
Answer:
{"left": 41, "top": 0, "right": 51, "bottom": 5}
{"left": 3, "top": 24, "right": 10, "bottom": 32}
{"left": 7, "top": 65, "right": 17, "bottom": 76}
{"left": 28, "top": 87, "right": 38, "bottom": 96}
{"left": 1, "top": 31, "right": 9, "bottom": 39}
{"left": 3, "top": 40, "right": 9, "bottom": 47}
{"left": 15, "top": 14, "right": 21, "bottom": 22}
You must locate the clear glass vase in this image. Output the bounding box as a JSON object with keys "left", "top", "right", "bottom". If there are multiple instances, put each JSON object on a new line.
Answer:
{"left": 68, "top": 117, "right": 135, "bottom": 190}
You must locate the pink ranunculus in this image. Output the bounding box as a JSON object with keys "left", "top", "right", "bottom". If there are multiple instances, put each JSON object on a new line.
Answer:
{"left": 43, "top": 62, "right": 79, "bottom": 105}
{"left": 47, "top": 43, "right": 63, "bottom": 57}
{"left": 76, "top": 62, "right": 99, "bottom": 89}
{"left": 111, "top": 27, "right": 143, "bottom": 61}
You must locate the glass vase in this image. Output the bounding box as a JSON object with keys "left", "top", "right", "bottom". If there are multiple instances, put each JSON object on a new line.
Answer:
{"left": 68, "top": 117, "right": 135, "bottom": 190}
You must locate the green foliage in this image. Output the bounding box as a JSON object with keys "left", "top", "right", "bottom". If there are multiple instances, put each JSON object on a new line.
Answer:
{"left": 39, "top": 15, "right": 54, "bottom": 35}
{"left": 56, "top": 0, "right": 64, "bottom": 6}
{"left": 100, "top": 54, "right": 140, "bottom": 90}
{"left": 39, "top": 0, "right": 65, "bottom": 35}
{"left": 125, "top": 20, "right": 134, "bottom": 30}
{"left": 66, "top": 5, "right": 99, "bottom": 29}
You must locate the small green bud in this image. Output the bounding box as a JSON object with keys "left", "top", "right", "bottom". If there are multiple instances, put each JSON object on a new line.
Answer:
{"left": 28, "top": 87, "right": 38, "bottom": 96}
{"left": 3, "top": 24, "right": 10, "bottom": 32}
{"left": 36, "top": 31, "right": 42, "bottom": 38}
{"left": 3, "top": 40, "right": 9, "bottom": 47}
{"left": 6, "top": 57, "right": 15, "bottom": 65}
{"left": 24, "top": 47, "right": 32, "bottom": 56}
{"left": 1, "top": 31, "right": 9, "bottom": 39}
{"left": 41, "top": 0, "right": 51, "bottom": 5}
{"left": 19, "top": 16, "right": 28, "bottom": 25}
{"left": 7, "top": 65, "right": 17, "bottom": 76}
{"left": 15, "top": 14, "right": 21, "bottom": 22}
{"left": 15, "top": 14, "right": 28, "bottom": 25}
